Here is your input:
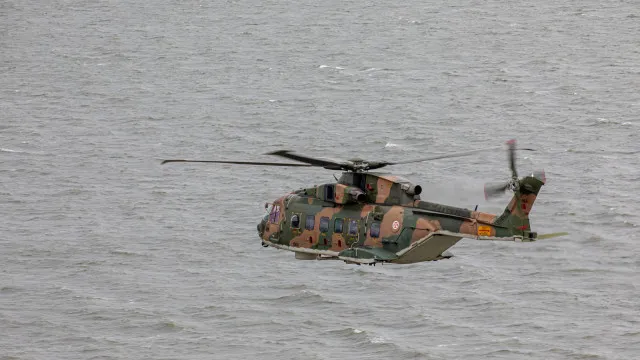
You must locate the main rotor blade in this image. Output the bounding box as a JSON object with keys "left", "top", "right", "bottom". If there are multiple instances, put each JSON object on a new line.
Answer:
{"left": 386, "top": 146, "right": 502, "bottom": 166}
{"left": 161, "top": 159, "right": 313, "bottom": 167}
{"left": 266, "top": 150, "right": 349, "bottom": 170}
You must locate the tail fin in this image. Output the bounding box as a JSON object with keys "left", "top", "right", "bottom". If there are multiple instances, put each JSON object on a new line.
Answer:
{"left": 493, "top": 171, "right": 546, "bottom": 234}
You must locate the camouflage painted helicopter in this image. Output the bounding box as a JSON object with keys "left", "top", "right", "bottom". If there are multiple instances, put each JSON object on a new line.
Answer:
{"left": 162, "top": 140, "right": 566, "bottom": 265}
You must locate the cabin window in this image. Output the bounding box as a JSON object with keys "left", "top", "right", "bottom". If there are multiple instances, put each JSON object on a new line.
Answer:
{"left": 325, "top": 185, "right": 334, "bottom": 201}
{"left": 348, "top": 219, "right": 358, "bottom": 235}
{"left": 319, "top": 217, "right": 330, "bottom": 232}
{"left": 305, "top": 215, "right": 315, "bottom": 230}
{"left": 290, "top": 214, "right": 300, "bottom": 228}
{"left": 334, "top": 218, "right": 344, "bottom": 233}
{"left": 370, "top": 222, "right": 380, "bottom": 238}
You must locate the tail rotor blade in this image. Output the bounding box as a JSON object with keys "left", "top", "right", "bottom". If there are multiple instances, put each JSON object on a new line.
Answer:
{"left": 484, "top": 182, "right": 509, "bottom": 199}
{"left": 507, "top": 139, "right": 518, "bottom": 179}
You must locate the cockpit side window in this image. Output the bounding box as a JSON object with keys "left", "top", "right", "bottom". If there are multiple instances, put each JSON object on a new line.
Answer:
{"left": 290, "top": 214, "right": 300, "bottom": 228}
{"left": 325, "top": 185, "right": 334, "bottom": 201}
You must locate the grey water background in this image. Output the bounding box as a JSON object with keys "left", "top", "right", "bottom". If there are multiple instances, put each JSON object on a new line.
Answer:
{"left": 2, "top": 0, "right": 639, "bottom": 359}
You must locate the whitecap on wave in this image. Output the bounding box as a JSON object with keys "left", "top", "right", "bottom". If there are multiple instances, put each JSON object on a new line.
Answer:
{"left": 318, "top": 64, "right": 344, "bottom": 70}
{"left": 592, "top": 118, "right": 637, "bottom": 127}
{"left": 1, "top": 148, "right": 23, "bottom": 153}
{"left": 382, "top": 141, "right": 423, "bottom": 151}
{"left": 325, "top": 327, "right": 391, "bottom": 346}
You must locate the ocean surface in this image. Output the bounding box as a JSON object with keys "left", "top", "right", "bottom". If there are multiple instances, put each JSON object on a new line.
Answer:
{"left": 2, "top": 1, "right": 639, "bottom": 359}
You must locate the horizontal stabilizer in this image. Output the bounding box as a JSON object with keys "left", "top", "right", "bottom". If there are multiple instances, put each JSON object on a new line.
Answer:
{"left": 394, "top": 232, "right": 463, "bottom": 264}
{"left": 536, "top": 232, "right": 569, "bottom": 240}
{"left": 338, "top": 247, "right": 398, "bottom": 264}
{"left": 338, "top": 247, "right": 398, "bottom": 261}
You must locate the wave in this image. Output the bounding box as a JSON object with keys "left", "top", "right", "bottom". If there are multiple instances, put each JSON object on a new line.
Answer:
{"left": 318, "top": 64, "right": 344, "bottom": 70}
{"left": 323, "top": 327, "right": 429, "bottom": 359}
{"left": 566, "top": 148, "right": 640, "bottom": 155}
{"left": 155, "top": 320, "right": 185, "bottom": 332}
{"left": 265, "top": 290, "right": 342, "bottom": 305}
{"left": 0, "top": 148, "right": 24, "bottom": 153}
{"left": 109, "top": 249, "right": 149, "bottom": 257}
{"left": 325, "top": 327, "right": 389, "bottom": 345}
{"left": 588, "top": 118, "right": 637, "bottom": 127}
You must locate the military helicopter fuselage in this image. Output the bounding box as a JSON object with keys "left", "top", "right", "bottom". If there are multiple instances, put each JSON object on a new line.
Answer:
{"left": 257, "top": 170, "right": 545, "bottom": 264}
{"left": 163, "top": 140, "right": 566, "bottom": 265}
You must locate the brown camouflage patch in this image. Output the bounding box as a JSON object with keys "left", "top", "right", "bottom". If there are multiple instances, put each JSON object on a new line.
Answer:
{"left": 359, "top": 204, "right": 375, "bottom": 219}
{"left": 459, "top": 220, "right": 477, "bottom": 236}
{"left": 520, "top": 194, "right": 537, "bottom": 216}
{"left": 410, "top": 218, "right": 441, "bottom": 243}
{"left": 380, "top": 206, "right": 404, "bottom": 237}
{"left": 334, "top": 184, "right": 348, "bottom": 204}
{"left": 330, "top": 233, "right": 346, "bottom": 251}
{"left": 363, "top": 234, "right": 382, "bottom": 247}
{"left": 290, "top": 229, "right": 316, "bottom": 248}
{"left": 289, "top": 206, "right": 343, "bottom": 248}
{"left": 376, "top": 174, "right": 402, "bottom": 182}
{"left": 472, "top": 211, "right": 497, "bottom": 224}
{"left": 375, "top": 178, "right": 393, "bottom": 203}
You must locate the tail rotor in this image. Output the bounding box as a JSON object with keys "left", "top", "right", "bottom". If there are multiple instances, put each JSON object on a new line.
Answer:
{"left": 484, "top": 139, "right": 536, "bottom": 199}
{"left": 488, "top": 140, "right": 546, "bottom": 234}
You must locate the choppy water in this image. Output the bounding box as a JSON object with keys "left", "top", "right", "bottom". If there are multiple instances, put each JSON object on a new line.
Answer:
{"left": 2, "top": 1, "right": 639, "bottom": 359}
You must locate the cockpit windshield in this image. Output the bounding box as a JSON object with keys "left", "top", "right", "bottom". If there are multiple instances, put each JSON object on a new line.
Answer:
{"left": 269, "top": 204, "right": 281, "bottom": 223}
{"left": 263, "top": 203, "right": 273, "bottom": 221}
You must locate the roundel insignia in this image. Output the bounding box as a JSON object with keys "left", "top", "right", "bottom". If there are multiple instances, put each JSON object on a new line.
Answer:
{"left": 392, "top": 220, "right": 400, "bottom": 232}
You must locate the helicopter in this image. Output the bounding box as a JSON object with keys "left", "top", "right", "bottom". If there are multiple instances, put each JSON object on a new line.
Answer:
{"left": 162, "top": 140, "right": 567, "bottom": 265}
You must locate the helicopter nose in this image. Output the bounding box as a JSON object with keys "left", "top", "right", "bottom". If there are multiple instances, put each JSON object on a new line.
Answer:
{"left": 257, "top": 218, "right": 266, "bottom": 236}
{"left": 257, "top": 218, "right": 269, "bottom": 247}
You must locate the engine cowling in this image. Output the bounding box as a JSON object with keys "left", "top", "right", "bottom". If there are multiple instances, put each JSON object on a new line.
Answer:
{"left": 334, "top": 184, "right": 367, "bottom": 204}
{"left": 347, "top": 187, "right": 366, "bottom": 203}
{"left": 309, "top": 183, "right": 367, "bottom": 204}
